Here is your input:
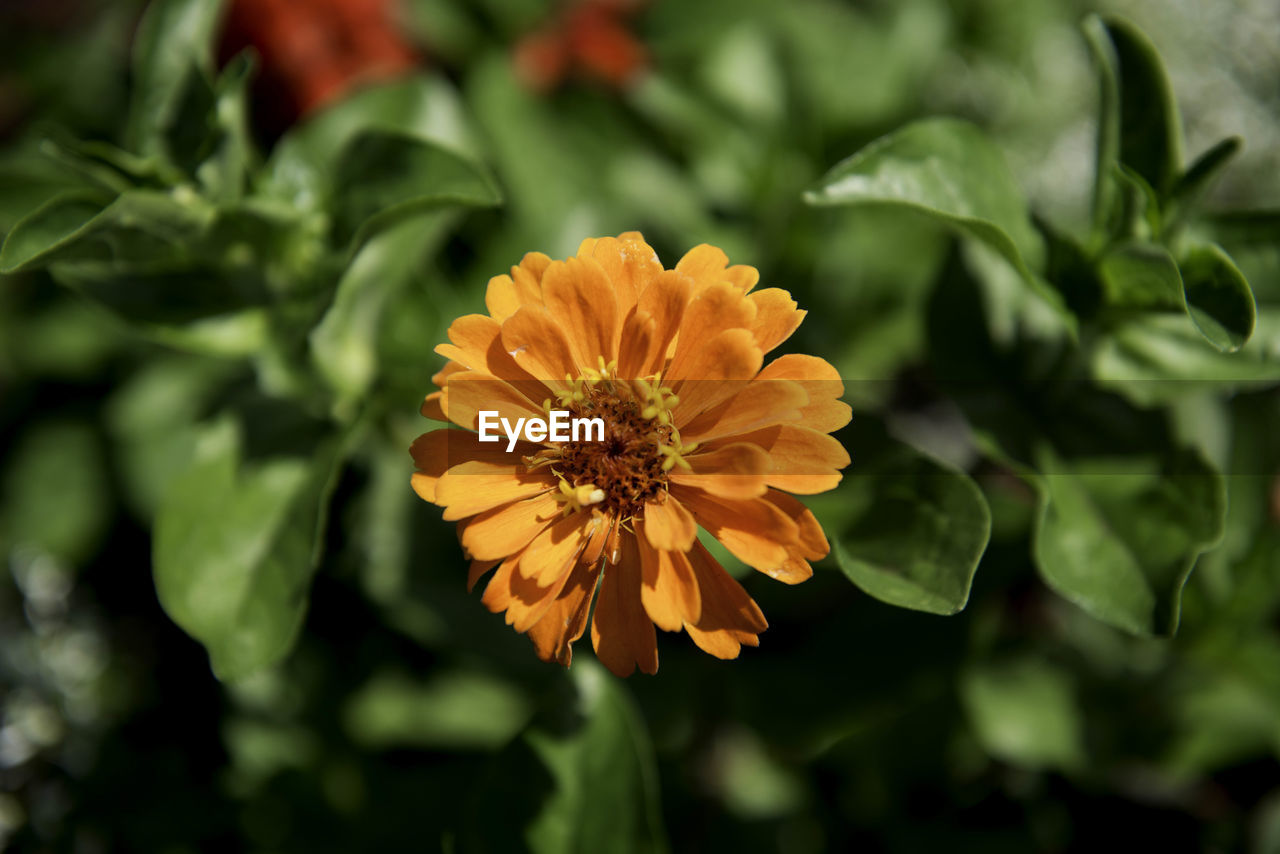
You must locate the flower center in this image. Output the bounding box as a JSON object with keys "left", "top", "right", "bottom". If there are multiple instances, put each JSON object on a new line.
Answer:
{"left": 528, "top": 373, "right": 694, "bottom": 518}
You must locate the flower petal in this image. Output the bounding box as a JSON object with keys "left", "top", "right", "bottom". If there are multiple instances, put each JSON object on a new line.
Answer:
{"left": 591, "top": 534, "right": 659, "bottom": 676}
{"left": 615, "top": 309, "right": 657, "bottom": 379}
{"left": 585, "top": 234, "right": 662, "bottom": 320}
{"left": 668, "top": 328, "right": 763, "bottom": 424}
{"left": 669, "top": 442, "right": 769, "bottom": 499}
{"left": 642, "top": 492, "right": 697, "bottom": 551}
{"left": 460, "top": 492, "right": 560, "bottom": 561}
{"left": 444, "top": 370, "right": 546, "bottom": 433}
{"left": 683, "top": 540, "right": 767, "bottom": 658}
{"left": 636, "top": 270, "right": 693, "bottom": 372}
{"left": 635, "top": 528, "right": 701, "bottom": 630}
{"left": 719, "top": 423, "right": 850, "bottom": 494}
{"left": 762, "top": 489, "right": 829, "bottom": 560}
{"left": 518, "top": 511, "right": 592, "bottom": 585}
{"left": 437, "top": 464, "right": 555, "bottom": 520}
{"left": 667, "top": 283, "right": 757, "bottom": 382}
{"left": 674, "top": 488, "right": 803, "bottom": 582}
{"left": 679, "top": 379, "right": 808, "bottom": 444}
{"left": 501, "top": 304, "right": 580, "bottom": 383}
{"left": 747, "top": 288, "right": 806, "bottom": 354}
{"left": 541, "top": 256, "right": 619, "bottom": 368}
{"left": 675, "top": 244, "right": 759, "bottom": 294}
{"left": 757, "top": 354, "right": 851, "bottom": 433}
{"left": 526, "top": 558, "right": 600, "bottom": 665}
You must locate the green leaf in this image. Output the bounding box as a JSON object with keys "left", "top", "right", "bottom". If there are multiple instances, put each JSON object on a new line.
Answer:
{"left": 1165, "top": 136, "right": 1242, "bottom": 233}
{"left": 0, "top": 421, "right": 109, "bottom": 565}
{"left": 960, "top": 658, "right": 1085, "bottom": 771}
{"left": 466, "top": 663, "right": 668, "bottom": 854}
{"left": 310, "top": 211, "right": 457, "bottom": 412}
{"left": 127, "top": 0, "right": 226, "bottom": 157}
{"left": 1084, "top": 15, "right": 1182, "bottom": 203}
{"left": 1178, "top": 243, "right": 1256, "bottom": 353}
{"left": 805, "top": 117, "right": 1064, "bottom": 316}
{"left": 153, "top": 416, "right": 343, "bottom": 681}
{"left": 265, "top": 75, "right": 478, "bottom": 211}
{"left": 344, "top": 670, "right": 531, "bottom": 751}
{"left": 0, "top": 189, "right": 210, "bottom": 273}
{"left": 1092, "top": 311, "right": 1280, "bottom": 406}
{"left": 331, "top": 130, "right": 501, "bottom": 248}
{"left": 1098, "top": 240, "right": 1183, "bottom": 309}
{"left": 833, "top": 443, "right": 991, "bottom": 615}
{"left": 1031, "top": 445, "right": 1225, "bottom": 636}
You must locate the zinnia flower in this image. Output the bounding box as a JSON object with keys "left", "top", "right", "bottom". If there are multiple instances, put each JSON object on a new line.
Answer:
{"left": 411, "top": 232, "right": 850, "bottom": 676}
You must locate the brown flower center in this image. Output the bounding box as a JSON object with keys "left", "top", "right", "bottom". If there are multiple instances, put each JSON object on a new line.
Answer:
{"left": 553, "top": 386, "right": 674, "bottom": 518}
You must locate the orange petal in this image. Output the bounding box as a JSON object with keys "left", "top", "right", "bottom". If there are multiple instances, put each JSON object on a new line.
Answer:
{"left": 501, "top": 304, "right": 580, "bottom": 383}
{"left": 636, "top": 528, "right": 701, "bottom": 630}
{"left": 541, "top": 256, "right": 619, "bottom": 368}
{"left": 526, "top": 558, "right": 601, "bottom": 665}
{"left": 468, "top": 558, "right": 500, "bottom": 592}
{"left": 642, "top": 493, "right": 697, "bottom": 551}
{"left": 667, "top": 283, "right": 757, "bottom": 382}
{"left": 460, "top": 492, "right": 560, "bottom": 561}
{"left": 636, "top": 270, "right": 692, "bottom": 373}
{"left": 747, "top": 288, "right": 805, "bottom": 354}
{"left": 683, "top": 540, "right": 767, "bottom": 658}
{"left": 411, "top": 428, "right": 539, "bottom": 503}
{"left": 591, "top": 534, "right": 658, "bottom": 676}
{"left": 421, "top": 391, "right": 447, "bottom": 422}
{"left": 668, "top": 328, "right": 763, "bottom": 424}
{"left": 435, "top": 314, "right": 547, "bottom": 403}
{"left": 674, "top": 488, "right": 804, "bottom": 582}
{"left": 480, "top": 554, "right": 521, "bottom": 613}
{"left": 585, "top": 234, "right": 663, "bottom": 320}
{"left": 722, "top": 424, "right": 850, "bottom": 494}
{"left": 444, "top": 370, "right": 546, "bottom": 433}
{"left": 762, "top": 489, "right": 829, "bottom": 560}
{"left": 679, "top": 379, "right": 808, "bottom": 444}
{"left": 518, "top": 511, "right": 593, "bottom": 585}
{"left": 437, "top": 464, "right": 555, "bottom": 520}
{"left": 615, "top": 309, "right": 657, "bottom": 379}
{"left": 757, "top": 354, "right": 851, "bottom": 433}
{"left": 669, "top": 443, "right": 769, "bottom": 499}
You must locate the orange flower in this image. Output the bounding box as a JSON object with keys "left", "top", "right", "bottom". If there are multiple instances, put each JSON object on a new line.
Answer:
{"left": 410, "top": 232, "right": 850, "bottom": 676}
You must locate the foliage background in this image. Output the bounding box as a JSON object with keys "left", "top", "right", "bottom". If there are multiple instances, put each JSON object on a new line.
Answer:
{"left": 1, "top": 0, "right": 1278, "bottom": 850}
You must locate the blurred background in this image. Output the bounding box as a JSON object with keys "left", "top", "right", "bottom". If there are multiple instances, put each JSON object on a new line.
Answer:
{"left": 1, "top": 0, "right": 1278, "bottom": 851}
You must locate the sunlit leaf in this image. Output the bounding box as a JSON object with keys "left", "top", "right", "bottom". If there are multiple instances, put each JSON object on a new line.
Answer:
{"left": 1031, "top": 446, "right": 1225, "bottom": 636}
{"left": 1178, "top": 243, "right": 1256, "bottom": 353}
{"left": 805, "top": 118, "right": 1068, "bottom": 320}
{"left": 153, "top": 416, "right": 344, "bottom": 681}
{"left": 834, "top": 442, "right": 991, "bottom": 615}
{"left": 331, "top": 130, "right": 501, "bottom": 248}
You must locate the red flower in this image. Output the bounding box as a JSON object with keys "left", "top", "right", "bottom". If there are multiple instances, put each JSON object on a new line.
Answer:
{"left": 514, "top": 0, "right": 647, "bottom": 91}
{"left": 219, "top": 0, "right": 419, "bottom": 135}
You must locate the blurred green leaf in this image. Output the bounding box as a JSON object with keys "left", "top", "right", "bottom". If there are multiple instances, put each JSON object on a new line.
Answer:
{"left": 1098, "top": 240, "right": 1182, "bottom": 309}
{"left": 153, "top": 416, "right": 342, "bottom": 681}
{"left": 265, "top": 76, "right": 479, "bottom": 211}
{"left": 126, "top": 0, "right": 226, "bottom": 158}
{"left": 1165, "top": 136, "right": 1242, "bottom": 234}
{"left": 961, "top": 658, "right": 1084, "bottom": 771}
{"left": 51, "top": 263, "right": 265, "bottom": 325}
{"left": 331, "top": 130, "right": 500, "bottom": 248}
{"left": 1084, "top": 15, "right": 1182, "bottom": 204}
{"left": 311, "top": 212, "right": 455, "bottom": 412}
{"left": 1031, "top": 446, "right": 1225, "bottom": 636}
{"left": 806, "top": 118, "right": 1063, "bottom": 317}
{"left": 834, "top": 443, "right": 991, "bottom": 615}
{"left": 467, "top": 664, "right": 668, "bottom": 853}
{"left": 0, "top": 421, "right": 109, "bottom": 565}
{"left": 0, "top": 190, "right": 209, "bottom": 273}
{"left": 344, "top": 670, "right": 531, "bottom": 750}
{"left": 1178, "top": 243, "right": 1256, "bottom": 353}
